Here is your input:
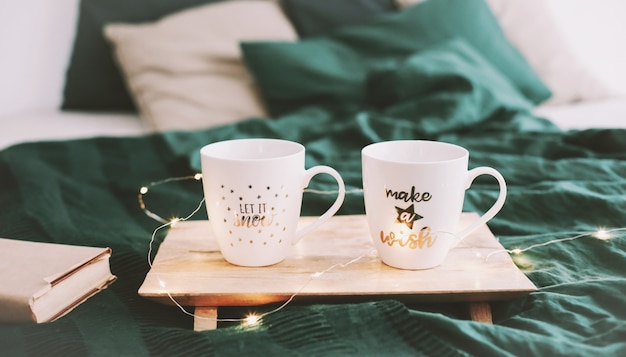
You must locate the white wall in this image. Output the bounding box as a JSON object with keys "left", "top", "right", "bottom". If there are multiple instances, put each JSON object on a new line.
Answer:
{"left": 0, "top": 0, "right": 79, "bottom": 116}
{"left": 547, "top": 0, "right": 626, "bottom": 95}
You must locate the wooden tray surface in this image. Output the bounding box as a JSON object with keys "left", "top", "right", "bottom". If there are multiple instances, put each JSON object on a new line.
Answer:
{"left": 139, "top": 213, "right": 536, "bottom": 307}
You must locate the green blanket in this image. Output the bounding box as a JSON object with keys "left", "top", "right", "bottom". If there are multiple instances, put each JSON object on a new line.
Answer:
{"left": 1, "top": 36, "right": 626, "bottom": 357}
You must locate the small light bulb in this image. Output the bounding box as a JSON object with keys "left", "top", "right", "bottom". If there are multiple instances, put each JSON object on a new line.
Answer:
{"left": 595, "top": 229, "right": 611, "bottom": 240}
{"left": 139, "top": 186, "right": 149, "bottom": 194}
{"left": 511, "top": 248, "right": 522, "bottom": 255}
{"left": 194, "top": 173, "right": 203, "bottom": 180}
{"left": 158, "top": 278, "right": 166, "bottom": 288}
{"left": 243, "top": 314, "right": 260, "bottom": 327}
{"left": 170, "top": 217, "right": 181, "bottom": 226}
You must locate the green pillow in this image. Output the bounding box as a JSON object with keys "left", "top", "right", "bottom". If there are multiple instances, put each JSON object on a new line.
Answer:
{"left": 62, "top": 0, "right": 222, "bottom": 112}
{"left": 281, "top": 0, "right": 397, "bottom": 38}
{"left": 242, "top": 40, "right": 369, "bottom": 115}
{"left": 241, "top": 0, "right": 551, "bottom": 116}
{"left": 366, "top": 38, "right": 534, "bottom": 122}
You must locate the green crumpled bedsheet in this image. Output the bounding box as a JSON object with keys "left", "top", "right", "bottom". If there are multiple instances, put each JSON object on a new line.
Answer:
{"left": 1, "top": 38, "right": 625, "bottom": 356}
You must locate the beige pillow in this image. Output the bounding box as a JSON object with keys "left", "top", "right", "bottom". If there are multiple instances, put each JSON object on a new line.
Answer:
{"left": 397, "top": 0, "right": 617, "bottom": 105}
{"left": 104, "top": 1, "right": 297, "bottom": 131}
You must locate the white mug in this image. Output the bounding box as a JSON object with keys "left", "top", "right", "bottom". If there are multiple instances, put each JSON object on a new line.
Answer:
{"left": 200, "top": 138, "right": 346, "bottom": 267}
{"left": 361, "top": 140, "right": 507, "bottom": 270}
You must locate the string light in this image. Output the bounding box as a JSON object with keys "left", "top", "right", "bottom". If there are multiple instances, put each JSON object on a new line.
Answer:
{"left": 146, "top": 197, "right": 205, "bottom": 269}
{"left": 138, "top": 173, "right": 203, "bottom": 224}
{"left": 152, "top": 241, "right": 374, "bottom": 327}
{"left": 594, "top": 228, "right": 611, "bottom": 240}
{"left": 138, "top": 173, "right": 372, "bottom": 327}
{"left": 138, "top": 174, "right": 625, "bottom": 327}
{"left": 243, "top": 314, "right": 261, "bottom": 327}
{"left": 485, "top": 227, "right": 625, "bottom": 261}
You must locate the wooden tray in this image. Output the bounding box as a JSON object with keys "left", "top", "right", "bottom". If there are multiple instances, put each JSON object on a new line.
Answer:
{"left": 139, "top": 213, "right": 536, "bottom": 330}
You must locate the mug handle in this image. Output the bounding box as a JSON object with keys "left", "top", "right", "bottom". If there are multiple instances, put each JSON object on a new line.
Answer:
{"left": 293, "top": 166, "right": 346, "bottom": 244}
{"left": 455, "top": 167, "right": 507, "bottom": 240}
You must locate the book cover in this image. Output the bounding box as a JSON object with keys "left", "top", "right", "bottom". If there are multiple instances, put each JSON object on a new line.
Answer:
{"left": 0, "top": 238, "right": 116, "bottom": 323}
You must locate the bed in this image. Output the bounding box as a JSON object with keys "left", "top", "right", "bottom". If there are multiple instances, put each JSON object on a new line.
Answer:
{"left": 1, "top": 0, "right": 625, "bottom": 355}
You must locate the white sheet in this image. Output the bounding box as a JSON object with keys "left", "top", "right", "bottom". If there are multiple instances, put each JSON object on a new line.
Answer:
{"left": 0, "top": 109, "right": 149, "bottom": 150}
{"left": 534, "top": 97, "right": 626, "bottom": 130}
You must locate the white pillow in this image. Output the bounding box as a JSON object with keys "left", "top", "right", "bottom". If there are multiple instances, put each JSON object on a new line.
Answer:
{"left": 104, "top": 1, "right": 297, "bottom": 131}
{"left": 397, "top": 0, "right": 619, "bottom": 105}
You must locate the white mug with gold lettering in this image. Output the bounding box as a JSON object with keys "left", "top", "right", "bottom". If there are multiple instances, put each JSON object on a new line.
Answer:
{"left": 201, "top": 138, "right": 345, "bottom": 267}
{"left": 361, "top": 140, "right": 507, "bottom": 270}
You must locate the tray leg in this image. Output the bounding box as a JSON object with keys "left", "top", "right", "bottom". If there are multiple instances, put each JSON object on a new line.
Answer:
{"left": 469, "top": 302, "right": 493, "bottom": 324}
{"left": 194, "top": 307, "right": 218, "bottom": 331}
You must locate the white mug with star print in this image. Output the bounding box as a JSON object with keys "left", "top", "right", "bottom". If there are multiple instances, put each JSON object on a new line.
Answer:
{"left": 361, "top": 140, "right": 507, "bottom": 270}
{"left": 200, "top": 138, "right": 345, "bottom": 267}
